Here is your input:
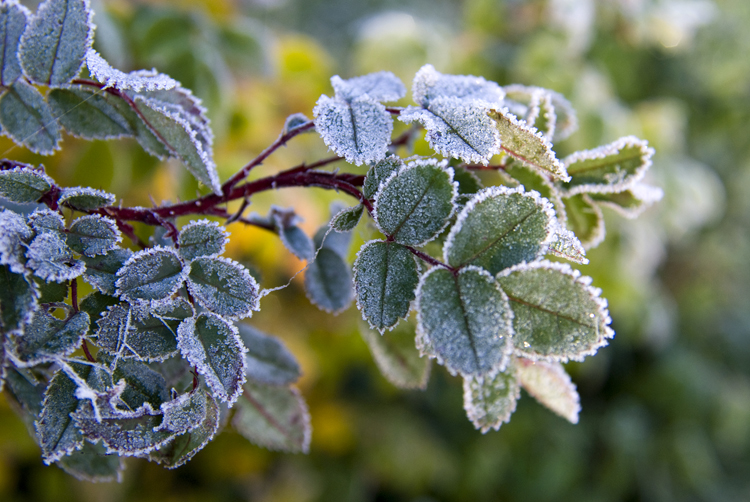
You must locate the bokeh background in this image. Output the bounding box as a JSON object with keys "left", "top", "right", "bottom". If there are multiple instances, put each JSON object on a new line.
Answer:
{"left": 1, "top": 0, "right": 749, "bottom": 500}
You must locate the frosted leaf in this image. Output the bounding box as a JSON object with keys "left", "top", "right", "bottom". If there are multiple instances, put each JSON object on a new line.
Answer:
{"left": 399, "top": 97, "right": 501, "bottom": 164}
{"left": 453, "top": 166, "right": 483, "bottom": 197}
{"left": 411, "top": 64, "right": 505, "bottom": 108}
{"left": 331, "top": 204, "right": 364, "bottom": 233}
{"left": 3, "top": 366, "right": 46, "bottom": 421}
{"left": 562, "top": 136, "right": 655, "bottom": 195}
{"left": 373, "top": 159, "right": 457, "bottom": 246}
{"left": 18, "top": 0, "right": 93, "bottom": 85}
{"left": 489, "top": 108, "right": 569, "bottom": 181}
{"left": 237, "top": 323, "right": 301, "bottom": 386}
{"left": 588, "top": 183, "right": 664, "bottom": 219}
{"left": 57, "top": 441, "right": 123, "bottom": 483}
{"left": 81, "top": 248, "right": 132, "bottom": 295}
{"left": 282, "top": 113, "right": 311, "bottom": 135}
{"left": 72, "top": 401, "right": 175, "bottom": 457}
{"left": 28, "top": 208, "right": 64, "bottom": 234}
{"left": 111, "top": 358, "right": 170, "bottom": 410}
{"left": 527, "top": 90, "right": 557, "bottom": 141}
{"left": 304, "top": 246, "right": 353, "bottom": 315}
{"left": 66, "top": 214, "right": 121, "bottom": 257}
{"left": 47, "top": 86, "right": 133, "bottom": 140}
{"left": 0, "top": 208, "right": 34, "bottom": 273}
{"left": 444, "top": 186, "right": 556, "bottom": 275}
{"left": 0, "top": 79, "right": 61, "bottom": 154}
{"left": 138, "top": 86, "right": 212, "bottom": 149}
{"left": 36, "top": 369, "right": 84, "bottom": 464}
{"left": 516, "top": 358, "right": 580, "bottom": 424}
{"left": 359, "top": 319, "right": 431, "bottom": 390}
{"left": 34, "top": 276, "right": 68, "bottom": 303}
{"left": 26, "top": 232, "right": 85, "bottom": 283}
{"left": 353, "top": 240, "right": 419, "bottom": 332}
{"left": 232, "top": 382, "right": 311, "bottom": 454}
{"left": 186, "top": 256, "right": 260, "bottom": 320}
{"left": 98, "top": 91, "right": 170, "bottom": 159}
{"left": 155, "top": 388, "right": 208, "bottom": 435}
{"left": 313, "top": 94, "right": 393, "bottom": 166}
{"left": 78, "top": 292, "right": 119, "bottom": 337}
{"left": 330, "top": 71, "right": 406, "bottom": 102}
{"left": 503, "top": 161, "right": 566, "bottom": 225}
{"left": 548, "top": 225, "right": 589, "bottom": 265}
{"left": 363, "top": 155, "right": 404, "bottom": 199}
{"left": 0, "top": 1, "right": 30, "bottom": 86}
{"left": 133, "top": 95, "right": 221, "bottom": 195}
{"left": 270, "top": 207, "right": 315, "bottom": 261}
{"left": 0, "top": 166, "right": 54, "bottom": 203}
{"left": 503, "top": 85, "right": 578, "bottom": 142}
{"left": 462, "top": 364, "right": 520, "bottom": 433}
{"left": 562, "top": 193, "right": 605, "bottom": 249}
{"left": 12, "top": 310, "right": 89, "bottom": 366}
{"left": 149, "top": 389, "right": 220, "bottom": 468}
{"left": 176, "top": 313, "right": 247, "bottom": 405}
{"left": 0, "top": 266, "right": 38, "bottom": 335}
{"left": 115, "top": 246, "right": 187, "bottom": 303}
{"left": 60, "top": 187, "right": 115, "bottom": 213}
{"left": 85, "top": 49, "right": 178, "bottom": 92}
{"left": 177, "top": 220, "right": 228, "bottom": 262}
{"left": 415, "top": 266, "right": 514, "bottom": 377}
{"left": 317, "top": 218, "right": 352, "bottom": 259}
{"left": 497, "top": 260, "right": 614, "bottom": 362}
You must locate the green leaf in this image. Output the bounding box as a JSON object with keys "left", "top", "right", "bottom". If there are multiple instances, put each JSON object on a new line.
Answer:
{"left": 330, "top": 204, "right": 364, "bottom": 233}
{"left": 502, "top": 85, "right": 578, "bottom": 142}
{"left": 489, "top": 108, "right": 569, "bottom": 181}
{"left": 360, "top": 319, "right": 431, "bottom": 390}
{"left": 232, "top": 382, "right": 311, "bottom": 453}
{"left": 444, "top": 186, "right": 556, "bottom": 275}
{"left": 353, "top": 240, "right": 419, "bottom": 332}
{"left": 304, "top": 247, "right": 353, "bottom": 315}
{"left": 462, "top": 364, "right": 520, "bottom": 433}
{"left": 588, "top": 183, "right": 664, "bottom": 219}
{"left": 133, "top": 95, "right": 221, "bottom": 195}
{"left": 330, "top": 71, "right": 406, "bottom": 102}
{"left": 26, "top": 232, "right": 85, "bottom": 283}
{"left": 548, "top": 226, "right": 589, "bottom": 265}
{"left": 66, "top": 214, "right": 122, "bottom": 257}
{"left": 112, "top": 358, "right": 170, "bottom": 410}
{"left": 3, "top": 367, "right": 46, "bottom": 420}
{"left": 28, "top": 208, "right": 65, "bottom": 234}
{"left": 177, "top": 313, "right": 247, "bottom": 405}
{"left": 98, "top": 91, "right": 170, "bottom": 159}
{"left": 57, "top": 441, "right": 123, "bottom": 483}
{"left": 411, "top": 64, "right": 505, "bottom": 107}
{"left": 237, "top": 323, "right": 301, "bottom": 386}
{"left": 363, "top": 156, "right": 404, "bottom": 199}
{"left": 149, "top": 389, "right": 220, "bottom": 468}
{"left": 13, "top": 310, "right": 89, "bottom": 366}
{"left": 0, "top": 166, "right": 54, "bottom": 203}
{"left": 81, "top": 248, "right": 132, "bottom": 295}
{"left": 562, "top": 193, "right": 605, "bottom": 249}
{"left": 0, "top": 208, "right": 33, "bottom": 274}
{"left": 85, "top": 49, "right": 178, "bottom": 93}
{"left": 562, "top": 136, "right": 654, "bottom": 195}
{"left": 18, "top": 0, "right": 93, "bottom": 85}
{"left": 0, "top": 1, "right": 30, "bottom": 86}
{"left": 177, "top": 220, "right": 228, "bottom": 262}
{"left": 271, "top": 207, "right": 315, "bottom": 261}
{"left": 516, "top": 358, "right": 580, "bottom": 424}
{"left": 47, "top": 86, "right": 132, "bottom": 140}
{"left": 115, "top": 246, "right": 187, "bottom": 303}
{"left": 373, "top": 159, "right": 457, "bottom": 246}
{"left": 36, "top": 369, "right": 85, "bottom": 464}
{"left": 155, "top": 389, "right": 209, "bottom": 435}
{"left": 78, "top": 291, "right": 119, "bottom": 336}
{"left": 34, "top": 276, "right": 68, "bottom": 303}
{"left": 186, "top": 256, "right": 260, "bottom": 320}
{"left": 0, "top": 265, "right": 38, "bottom": 335}
{"left": 58, "top": 186, "right": 116, "bottom": 211}
{"left": 496, "top": 260, "right": 613, "bottom": 362}
{"left": 415, "top": 266, "right": 513, "bottom": 377}
{"left": 453, "top": 166, "right": 483, "bottom": 196}
{"left": 0, "top": 79, "right": 61, "bottom": 154}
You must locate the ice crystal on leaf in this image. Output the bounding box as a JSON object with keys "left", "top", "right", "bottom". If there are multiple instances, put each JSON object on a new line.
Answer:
{"left": 115, "top": 247, "right": 186, "bottom": 303}
{"left": 85, "top": 49, "right": 178, "bottom": 92}
{"left": 0, "top": 1, "right": 30, "bottom": 86}
{"left": 186, "top": 256, "right": 260, "bottom": 320}
{"left": 26, "top": 232, "right": 85, "bottom": 283}
{"left": 177, "top": 220, "right": 229, "bottom": 262}
{"left": 0, "top": 166, "right": 54, "bottom": 203}
{"left": 0, "top": 79, "right": 61, "bottom": 154}
{"left": 462, "top": 364, "right": 520, "bottom": 433}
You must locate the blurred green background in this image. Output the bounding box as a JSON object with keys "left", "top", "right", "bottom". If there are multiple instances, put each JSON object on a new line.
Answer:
{"left": 2, "top": 0, "right": 749, "bottom": 500}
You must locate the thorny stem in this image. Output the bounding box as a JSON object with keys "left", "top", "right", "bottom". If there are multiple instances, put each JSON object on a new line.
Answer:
{"left": 71, "top": 278, "right": 79, "bottom": 312}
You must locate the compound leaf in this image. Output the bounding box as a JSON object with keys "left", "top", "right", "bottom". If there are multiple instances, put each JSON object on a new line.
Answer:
{"left": 415, "top": 266, "right": 513, "bottom": 377}
{"left": 496, "top": 260, "right": 613, "bottom": 362}
{"left": 444, "top": 186, "right": 556, "bottom": 275}
{"left": 0, "top": 1, "right": 30, "bottom": 86}
{"left": 66, "top": 214, "right": 121, "bottom": 257}
{"left": 177, "top": 313, "right": 247, "bottom": 405}
{"left": 26, "top": 232, "right": 85, "bottom": 283}
{"left": 58, "top": 186, "right": 116, "bottom": 211}
{"left": 0, "top": 265, "right": 38, "bottom": 334}
{"left": 177, "top": 220, "right": 228, "bottom": 262}
{"left": 360, "top": 319, "right": 430, "bottom": 390}
{"left": 237, "top": 323, "right": 301, "bottom": 386}
{"left": 0, "top": 166, "right": 54, "bottom": 203}
{"left": 13, "top": 310, "right": 89, "bottom": 366}
{"left": 115, "top": 246, "right": 186, "bottom": 303}
{"left": 186, "top": 256, "right": 259, "bottom": 320}
{"left": 18, "top": 0, "right": 93, "bottom": 85}
{"left": 373, "top": 159, "right": 456, "bottom": 246}
{"left": 562, "top": 136, "right": 654, "bottom": 195}
{"left": 48, "top": 86, "right": 132, "bottom": 140}
{"left": 232, "top": 381, "right": 311, "bottom": 453}
{"left": 0, "top": 79, "right": 61, "bottom": 154}
{"left": 353, "top": 240, "right": 419, "bottom": 332}
{"left": 36, "top": 369, "right": 85, "bottom": 464}
{"left": 462, "top": 364, "right": 520, "bottom": 433}
{"left": 81, "top": 248, "right": 132, "bottom": 295}
{"left": 57, "top": 441, "right": 123, "bottom": 483}
{"left": 516, "top": 358, "right": 580, "bottom": 424}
